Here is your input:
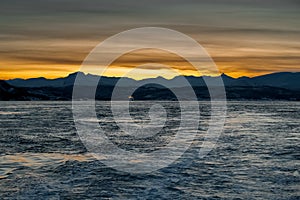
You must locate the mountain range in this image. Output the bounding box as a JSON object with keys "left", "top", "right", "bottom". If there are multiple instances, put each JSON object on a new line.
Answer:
{"left": 1, "top": 72, "right": 299, "bottom": 100}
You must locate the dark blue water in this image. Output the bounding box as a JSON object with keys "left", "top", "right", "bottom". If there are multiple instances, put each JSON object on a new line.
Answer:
{"left": 0, "top": 101, "right": 299, "bottom": 199}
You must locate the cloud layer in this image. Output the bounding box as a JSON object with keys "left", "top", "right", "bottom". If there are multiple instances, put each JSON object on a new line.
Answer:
{"left": 0, "top": 0, "right": 299, "bottom": 79}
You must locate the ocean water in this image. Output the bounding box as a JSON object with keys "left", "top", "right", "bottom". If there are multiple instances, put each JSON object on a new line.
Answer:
{"left": 0, "top": 101, "right": 299, "bottom": 199}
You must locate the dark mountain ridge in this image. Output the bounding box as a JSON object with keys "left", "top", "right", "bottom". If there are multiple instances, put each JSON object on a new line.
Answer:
{"left": 6, "top": 72, "right": 300, "bottom": 91}
{"left": 1, "top": 72, "right": 300, "bottom": 101}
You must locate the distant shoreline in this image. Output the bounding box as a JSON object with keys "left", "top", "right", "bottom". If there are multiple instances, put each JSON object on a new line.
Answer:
{"left": 1, "top": 72, "right": 299, "bottom": 101}
{"left": 0, "top": 99, "right": 299, "bottom": 102}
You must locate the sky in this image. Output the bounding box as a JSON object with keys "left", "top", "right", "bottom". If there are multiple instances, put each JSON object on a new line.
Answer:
{"left": 0, "top": 0, "right": 300, "bottom": 80}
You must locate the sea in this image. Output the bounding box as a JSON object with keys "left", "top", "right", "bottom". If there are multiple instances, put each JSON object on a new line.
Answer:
{"left": 0, "top": 101, "right": 299, "bottom": 199}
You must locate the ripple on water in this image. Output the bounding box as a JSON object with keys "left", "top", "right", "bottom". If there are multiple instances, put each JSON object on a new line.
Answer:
{"left": 0, "top": 101, "right": 299, "bottom": 199}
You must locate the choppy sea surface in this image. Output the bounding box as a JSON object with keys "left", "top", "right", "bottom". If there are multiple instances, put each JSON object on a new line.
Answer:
{"left": 0, "top": 101, "right": 299, "bottom": 199}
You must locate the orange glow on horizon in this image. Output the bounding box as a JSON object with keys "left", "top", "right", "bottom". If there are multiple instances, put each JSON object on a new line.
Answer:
{"left": 1, "top": 47, "right": 299, "bottom": 80}
{"left": 0, "top": 63, "right": 297, "bottom": 81}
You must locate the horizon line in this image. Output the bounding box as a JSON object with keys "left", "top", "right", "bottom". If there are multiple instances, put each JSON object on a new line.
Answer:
{"left": 2, "top": 71, "right": 299, "bottom": 81}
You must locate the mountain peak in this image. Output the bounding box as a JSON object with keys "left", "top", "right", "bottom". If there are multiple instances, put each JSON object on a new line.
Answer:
{"left": 221, "top": 73, "right": 235, "bottom": 79}
{"left": 67, "top": 71, "right": 85, "bottom": 78}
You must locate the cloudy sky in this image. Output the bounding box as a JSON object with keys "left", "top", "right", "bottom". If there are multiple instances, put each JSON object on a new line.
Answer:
{"left": 0, "top": 0, "right": 300, "bottom": 79}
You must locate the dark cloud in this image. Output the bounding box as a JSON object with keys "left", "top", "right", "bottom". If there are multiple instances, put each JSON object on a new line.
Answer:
{"left": 0, "top": 0, "right": 299, "bottom": 79}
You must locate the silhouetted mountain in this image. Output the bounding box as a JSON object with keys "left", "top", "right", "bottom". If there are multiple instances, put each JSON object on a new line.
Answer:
{"left": 7, "top": 72, "right": 300, "bottom": 90}
{"left": 2, "top": 72, "right": 300, "bottom": 100}
{"left": 7, "top": 72, "right": 83, "bottom": 87}
{"left": 0, "top": 80, "right": 33, "bottom": 100}
{"left": 250, "top": 72, "right": 300, "bottom": 90}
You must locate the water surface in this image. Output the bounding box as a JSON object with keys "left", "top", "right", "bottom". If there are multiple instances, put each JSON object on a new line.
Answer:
{"left": 0, "top": 101, "right": 299, "bottom": 199}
